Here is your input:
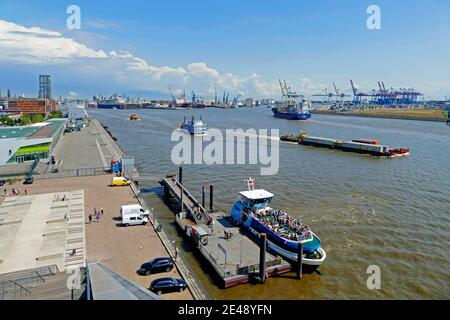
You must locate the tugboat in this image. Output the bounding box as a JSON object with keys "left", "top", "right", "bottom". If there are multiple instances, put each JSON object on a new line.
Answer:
{"left": 230, "top": 178, "right": 326, "bottom": 269}
{"left": 130, "top": 114, "right": 140, "bottom": 121}
{"left": 272, "top": 80, "right": 311, "bottom": 120}
{"left": 181, "top": 116, "right": 207, "bottom": 136}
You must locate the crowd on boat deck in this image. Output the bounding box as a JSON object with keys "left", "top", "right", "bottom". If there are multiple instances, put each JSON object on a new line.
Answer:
{"left": 255, "top": 208, "right": 312, "bottom": 241}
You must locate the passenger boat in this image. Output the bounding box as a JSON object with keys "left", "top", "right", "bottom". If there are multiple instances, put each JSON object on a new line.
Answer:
{"left": 181, "top": 116, "right": 207, "bottom": 136}
{"left": 230, "top": 179, "right": 326, "bottom": 269}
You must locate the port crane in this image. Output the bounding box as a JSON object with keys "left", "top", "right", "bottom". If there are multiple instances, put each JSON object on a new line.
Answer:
{"left": 231, "top": 94, "right": 241, "bottom": 108}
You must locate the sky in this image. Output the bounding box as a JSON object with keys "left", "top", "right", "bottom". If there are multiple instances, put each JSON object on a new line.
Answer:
{"left": 0, "top": 0, "right": 450, "bottom": 99}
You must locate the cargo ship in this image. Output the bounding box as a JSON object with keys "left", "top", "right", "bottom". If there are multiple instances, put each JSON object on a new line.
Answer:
{"left": 98, "top": 96, "right": 127, "bottom": 109}
{"left": 230, "top": 179, "right": 326, "bottom": 269}
{"left": 181, "top": 116, "right": 207, "bottom": 136}
{"left": 281, "top": 133, "right": 410, "bottom": 157}
{"left": 272, "top": 80, "right": 311, "bottom": 120}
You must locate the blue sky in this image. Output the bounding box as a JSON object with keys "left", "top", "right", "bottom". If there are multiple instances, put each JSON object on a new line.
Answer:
{"left": 1, "top": 0, "right": 450, "bottom": 99}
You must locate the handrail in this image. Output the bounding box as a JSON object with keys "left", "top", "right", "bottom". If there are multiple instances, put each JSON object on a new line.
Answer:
{"left": 35, "top": 271, "right": 46, "bottom": 283}
{"left": 9, "top": 280, "right": 31, "bottom": 294}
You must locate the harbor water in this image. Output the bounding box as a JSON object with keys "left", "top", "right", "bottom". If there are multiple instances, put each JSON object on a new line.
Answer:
{"left": 91, "top": 107, "right": 450, "bottom": 300}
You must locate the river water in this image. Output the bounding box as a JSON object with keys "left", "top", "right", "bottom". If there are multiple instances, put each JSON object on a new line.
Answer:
{"left": 91, "top": 107, "right": 450, "bottom": 300}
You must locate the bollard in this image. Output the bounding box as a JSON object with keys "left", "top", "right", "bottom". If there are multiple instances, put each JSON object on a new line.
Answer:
{"left": 179, "top": 167, "right": 183, "bottom": 185}
{"left": 297, "top": 241, "right": 303, "bottom": 280}
{"left": 202, "top": 186, "right": 205, "bottom": 209}
{"left": 209, "top": 184, "right": 214, "bottom": 212}
{"left": 259, "top": 233, "right": 267, "bottom": 283}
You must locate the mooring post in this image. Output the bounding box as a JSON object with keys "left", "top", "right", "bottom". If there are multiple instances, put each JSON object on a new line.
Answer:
{"left": 202, "top": 186, "right": 205, "bottom": 209}
{"left": 209, "top": 184, "right": 214, "bottom": 212}
{"left": 259, "top": 233, "right": 267, "bottom": 283}
{"left": 179, "top": 167, "right": 183, "bottom": 185}
{"left": 180, "top": 184, "right": 184, "bottom": 213}
{"left": 297, "top": 241, "right": 304, "bottom": 280}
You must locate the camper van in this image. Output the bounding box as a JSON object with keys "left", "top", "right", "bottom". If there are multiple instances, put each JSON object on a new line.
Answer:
{"left": 120, "top": 204, "right": 150, "bottom": 218}
{"left": 121, "top": 213, "right": 148, "bottom": 227}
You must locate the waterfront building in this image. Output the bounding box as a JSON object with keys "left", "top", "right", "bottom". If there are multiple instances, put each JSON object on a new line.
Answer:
{"left": 38, "top": 74, "right": 52, "bottom": 99}
{"left": 0, "top": 119, "right": 66, "bottom": 165}
{"left": 3, "top": 99, "right": 57, "bottom": 115}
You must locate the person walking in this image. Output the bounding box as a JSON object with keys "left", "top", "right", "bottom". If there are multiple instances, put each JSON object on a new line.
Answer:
{"left": 88, "top": 213, "right": 93, "bottom": 224}
{"left": 100, "top": 208, "right": 104, "bottom": 216}
{"left": 24, "top": 189, "right": 28, "bottom": 195}
{"left": 96, "top": 210, "right": 101, "bottom": 221}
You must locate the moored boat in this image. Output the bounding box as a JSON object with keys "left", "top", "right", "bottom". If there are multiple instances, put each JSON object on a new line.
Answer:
{"left": 230, "top": 179, "right": 326, "bottom": 269}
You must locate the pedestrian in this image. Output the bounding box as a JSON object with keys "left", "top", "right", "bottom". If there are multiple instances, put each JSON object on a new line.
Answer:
{"left": 3, "top": 189, "right": 6, "bottom": 196}
{"left": 96, "top": 211, "right": 100, "bottom": 221}
{"left": 17, "top": 188, "right": 21, "bottom": 195}
{"left": 24, "top": 189, "right": 27, "bottom": 195}
{"left": 100, "top": 207, "right": 104, "bottom": 216}
{"left": 93, "top": 208, "right": 97, "bottom": 216}
{"left": 88, "top": 213, "right": 92, "bottom": 224}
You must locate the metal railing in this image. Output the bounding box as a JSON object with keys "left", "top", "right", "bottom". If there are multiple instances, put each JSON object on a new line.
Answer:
{"left": 34, "top": 167, "right": 111, "bottom": 180}
{"left": 0, "top": 265, "right": 59, "bottom": 300}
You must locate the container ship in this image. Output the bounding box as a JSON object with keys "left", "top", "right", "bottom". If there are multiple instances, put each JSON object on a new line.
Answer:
{"left": 272, "top": 80, "right": 312, "bottom": 120}
{"left": 281, "top": 133, "right": 410, "bottom": 157}
{"left": 230, "top": 179, "right": 326, "bottom": 269}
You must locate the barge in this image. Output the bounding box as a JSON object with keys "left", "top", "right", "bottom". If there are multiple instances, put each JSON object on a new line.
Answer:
{"left": 281, "top": 133, "right": 410, "bottom": 158}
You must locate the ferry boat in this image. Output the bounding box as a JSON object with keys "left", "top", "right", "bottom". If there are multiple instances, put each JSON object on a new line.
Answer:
{"left": 230, "top": 179, "right": 326, "bottom": 269}
{"left": 273, "top": 80, "right": 311, "bottom": 120}
{"left": 181, "top": 116, "right": 207, "bottom": 136}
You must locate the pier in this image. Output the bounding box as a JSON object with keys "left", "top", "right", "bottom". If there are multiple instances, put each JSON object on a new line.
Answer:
{"left": 160, "top": 173, "right": 291, "bottom": 288}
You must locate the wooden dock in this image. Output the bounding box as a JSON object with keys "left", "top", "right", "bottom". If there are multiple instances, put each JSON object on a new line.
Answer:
{"left": 160, "top": 174, "right": 291, "bottom": 288}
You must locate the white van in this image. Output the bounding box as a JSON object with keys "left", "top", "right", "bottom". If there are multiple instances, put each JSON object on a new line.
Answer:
{"left": 122, "top": 213, "right": 148, "bottom": 227}
{"left": 120, "top": 204, "right": 150, "bottom": 218}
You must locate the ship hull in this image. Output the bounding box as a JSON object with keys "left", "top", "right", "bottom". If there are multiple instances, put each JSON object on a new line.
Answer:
{"left": 98, "top": 104, "right": 126, "bottom": 109}
{"left": 272, "top": 108, "right": 311, "bottom": 120}
{"left": 244, "top": 216, "right": 325, "bottom": 267}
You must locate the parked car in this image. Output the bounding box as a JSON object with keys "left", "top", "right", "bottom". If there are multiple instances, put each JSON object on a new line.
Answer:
{"left": 149, "top": 278, "right": 187, "bottom": 295}
{"left": 121, "top": 213, "right": 148, "bottom": 227}
{"left": 111, "top": 177, "right": 131, "bottom": 186}
{"left": 23, "top": 176, "right": 34, "bottom": 185}
{"left": 0, "top": 179, "right": 5, "bottom": 186}
{"left": 138, "top": 257, "right": 174, "bottom": 276}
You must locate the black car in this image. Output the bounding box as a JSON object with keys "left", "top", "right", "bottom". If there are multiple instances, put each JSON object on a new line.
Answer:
{"left": 137, "top": 257, "right": 174, "bottom": 276}
{"left": 0, "top": 179, "right": 5, "bottom": 187}
{"left": 23, "top": 176, "right": 34, "bottom": 185}
{"left": 149, "top": 278, "right": 187, "bottom": 295}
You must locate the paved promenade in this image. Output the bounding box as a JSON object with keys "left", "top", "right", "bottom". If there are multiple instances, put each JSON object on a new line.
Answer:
{"left": 2, "top": 175, "right": 193, "bottom": 300}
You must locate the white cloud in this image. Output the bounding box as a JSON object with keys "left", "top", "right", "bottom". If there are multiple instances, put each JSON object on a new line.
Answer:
{"left": 0, "top": 20, "right": 108, "bottom": 64}
{"left": 0, "top": 19, "right": 326, "bottom": 98}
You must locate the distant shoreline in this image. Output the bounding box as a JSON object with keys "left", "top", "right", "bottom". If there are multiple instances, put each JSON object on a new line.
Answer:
{"left": 311, "top": 110, "right": 448, "bottom": 123}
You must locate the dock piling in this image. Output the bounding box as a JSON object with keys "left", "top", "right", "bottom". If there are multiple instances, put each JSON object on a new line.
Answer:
{"left": 202, "top": 186, "right": 205, "bottom": 209}
{"left": 259, "top": 233, "right": 267, "bottom": 283}
{"left": 180, "top": 184, "right": 184, "bottom": 213}
{"left": 210, "top": 184, "right": 214, "bottom": 212}
{"left": 179, "top": 167, "right": 183, "bottom": 185}
{"left": 296, "top": 242, "right": 304, "bottom": 280}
